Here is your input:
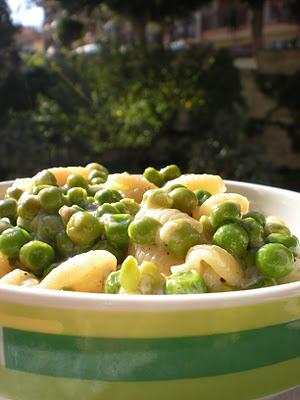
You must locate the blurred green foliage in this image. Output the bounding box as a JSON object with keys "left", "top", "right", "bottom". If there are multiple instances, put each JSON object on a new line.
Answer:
{"left": 254, "top": 70, "right": 300, "bottom": 190}
{"left": 0, "top": 46, "right": 278, "bottom": 184}
{"left": 55, "top": 16, "right": 85, "bottom": 48}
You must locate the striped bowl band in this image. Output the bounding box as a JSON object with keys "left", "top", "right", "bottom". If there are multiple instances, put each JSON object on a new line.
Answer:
{"left": 1, "top": 292, "right": 300, "bottom": 400}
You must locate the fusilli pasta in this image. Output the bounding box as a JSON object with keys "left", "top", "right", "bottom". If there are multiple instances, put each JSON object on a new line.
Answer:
{"left": 171, "top": 244, "right": 244, "bottom": 290}
{"left": 105, "top": 173, "right": 156, "bottom": 203}
{"left": 193, "top": 193, "right": 249, "bottom": 219}
{"left": 39, "top": 250, "right": 116, "bottom": 292}
{"left": 165, "top": 173, "right": 226, "bottom": 194}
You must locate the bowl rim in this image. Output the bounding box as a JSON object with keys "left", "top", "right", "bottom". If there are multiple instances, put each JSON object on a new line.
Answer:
{"left": 0, "top": 178, "right": 299, "bottom": 312}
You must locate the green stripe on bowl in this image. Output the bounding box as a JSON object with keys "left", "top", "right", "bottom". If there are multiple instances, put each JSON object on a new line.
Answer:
{"left": 1, "top": 357, "right": 300, "bottom": 400}
{"left": 3, "top": 319, "right": 300, "bottom": 381}
{"left": 1, "top": 296, "right": 300, "bottom": 337}
{"left": 0, "top": 328, "right": 4, "bottom": 367}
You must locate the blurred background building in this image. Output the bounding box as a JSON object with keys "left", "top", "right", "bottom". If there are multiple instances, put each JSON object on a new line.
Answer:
{"left": 189, "top": 0, "right": 298, "bottom": 52}
{"left": 12, "top": 1, "right": 299, "bottom": 56}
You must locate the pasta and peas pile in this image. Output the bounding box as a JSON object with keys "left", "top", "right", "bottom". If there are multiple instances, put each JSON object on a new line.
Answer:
{"left": 0, "top": 163, "right": 299, "bottom": 295}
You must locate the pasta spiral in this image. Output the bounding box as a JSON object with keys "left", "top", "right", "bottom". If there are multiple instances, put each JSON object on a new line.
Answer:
{"left": 105, "top": 173, "right": 156, "bottom": 203}
{"left": 165, "top": 174, "right": 226, "bottom": 194}
{"left": 130, "top": 207, "right": 202, "bottom": 275}
{"left": 0, "top": 269, "right": 39, "bottom": 287}
{"left": 129, "top": 242, "right": 184, "bottom": 276}
{"left": 136, "top": 207, "right": 203, "bottom": 233}
{"left": 48, "top": 166, "right": 90, "bottom": 186}
{"left": 266, "top": 215, "right": 287, "bottom": 227}
{"left": 0, "top": 252, "right": 11, "bottom": 278}
{"left": 171, "top": 244, "right": 244, "bottom": 290}
{"left": 38, "top": 250, "right": 116, "bottom": 292}
{"left": 193, "top": 193, "right": 249, "bottom": 219}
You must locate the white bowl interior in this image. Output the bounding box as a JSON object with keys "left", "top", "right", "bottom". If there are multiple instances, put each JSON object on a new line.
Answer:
{"left": 226, "top": 180, "right": 300, "bottom": 237}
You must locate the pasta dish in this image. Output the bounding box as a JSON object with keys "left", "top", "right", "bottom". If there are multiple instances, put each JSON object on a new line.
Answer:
{"left": 0, "top": 163, "right": 298, "bottom": 294}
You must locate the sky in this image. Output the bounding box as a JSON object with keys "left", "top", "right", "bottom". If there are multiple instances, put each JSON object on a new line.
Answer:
{"left": 7, "top": 0, "right": 44, "bottom": 29}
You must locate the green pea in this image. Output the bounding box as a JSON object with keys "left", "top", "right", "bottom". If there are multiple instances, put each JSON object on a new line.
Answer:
{"left": 210, "top": 202, "right": 241, "bottom": 229}
{"left": 256, "top": 243, "right": 294, "bottom": 278}
{"left": 104, "top": 214, "right": 132, "bottom": 247}
{"left": 146, "top": 189, "right": 173, "bottom": 208}
{"left": 67, "top": 211, "right": 103, "bottom": 246}
{"left": 105, "top": 270, "right": 121, "bottom": 294}
{"left": 5, "top": 186, "right": 23, "bottom": 200}
{"left": 72, "top": 243, "right": 93, "bottom": 256}
{"left": 16, "top": 217, "right": 33, "bottom": 233}
{"left": 165, "top": 270, "right": 207, "bottom": 294}
{"left": 63, "top": 193, "right": 72, "bottom": 208}
{"left": 88, "top": 170, "right": 107, "bottom": 182}
{"left": 66, "top": 174, "right": 87, "bottom": 188}
{"left": 244, "top": 248, "right": 258, "bottom": 268}
{"left": 0, "top": 218, "right": 12, "bottom": 234}
{"left": 31, "top": 185, "right": 52, "bottom": 195}
{"left": 160, "top": 219, "right": 202, "bottom": 258}
{"left": 91, "top": 177, "right": 106, "bottom": 185}
{"left": 241, "top": 217, "right": 265, "bottom": 248}
{"left": 118, "top": 198, "right": 140, "bottom": 216}
{"left": 42, "top": 262, "right": 59, "bottom": 278}
{"left": 86, "top": 162, "right": 109, "bottom": 175}
{"left": 194, "top": 189, "right": 212, "bottom": 205}
{"left": 0, "top": 227, "right": 31, "bottom": 258}
{"left": 169, "top": 187, "right": 197, "bottom": 215}
{"left": 29, "top": 213, "right": 39, "bottom": 232}
{"left": 72, "top": 205, "right": 85, "bottom": 212}
{"left": 143, "top": 167, "right": 164, "bottom": 187}
{"left": 113, "top": 202, "right": 127, "bottom": 214}
{"left": 87, "top": 184, "right": 104, "bottom": 196}
{"left": 266, "top": 233, "right": 299, "bottom": 256}
{"left": 166, "top": 184, "right": 186, "bottom": 192}
{"left": 86, "top": 196, "right": 95, "bottom": 204}
{"left": 199, "top": 215, "right": 215, "bottom": 241}
{"left": 19, "top": 240, "right": 55, "bottom": 277}
{"left": 36, "top": 214, "right": 65, "bottom": 243}
{"left": 160, "top": 164, "right": 181, "bottom": 182}
{"left": 34, "top": 170, "right": 57, "bottom": 186}
{"left": 18, "top": 195, "right": 40, "bottom": 220}
{"left": 92, "top": 239, "right": 126, "bottom": 264}
{"left": 60, "top": 185, "right": 69, "bottom": 195}
{"left": 243, "top": 211, "right": 266, "bottom": 226}
{"left": 246, "top": 276, "right": 277, "bottom": 289}
{"left": 120, "top": 255, "right": 141, "bottom": 293}
{"left": 0, "top": 198, "right": 17, "bottom": 220}
{"left": 139, "top": 261, "right": 163, "bottom": 294}
{"left": 128, "top": 217, "right": 162, "bottom": 245}
{"left": 96, "top": 203, "right": 118, "bottom": 218}
{"left": 67, "top": 187, "right": 87, "bottom": 205}
{"left": 56, "top": 231, "right": 74, "bottom": 258}
{"left": 212, "top": 223, "right": 249, "bottom": 258}
{"left": 95, "top": 189, "right": 122, "bottom": 205}
{"left": 264, "top": 222, "right": 290, "bottom": 236}
{"left": 257, "top": 278, "right": 277, "bottom": 288}
{"left": 38, "top": 187, "right": 65, "bottom": 213}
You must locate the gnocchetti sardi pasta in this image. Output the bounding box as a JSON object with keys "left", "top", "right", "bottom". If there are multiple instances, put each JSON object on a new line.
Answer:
{"left": 0, "top": 162, "right": 298, "bottom": 295}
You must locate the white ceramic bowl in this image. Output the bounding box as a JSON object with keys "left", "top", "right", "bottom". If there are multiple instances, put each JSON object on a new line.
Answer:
{"left": 0, "top": 180, "right": 300, "bottom": 400}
